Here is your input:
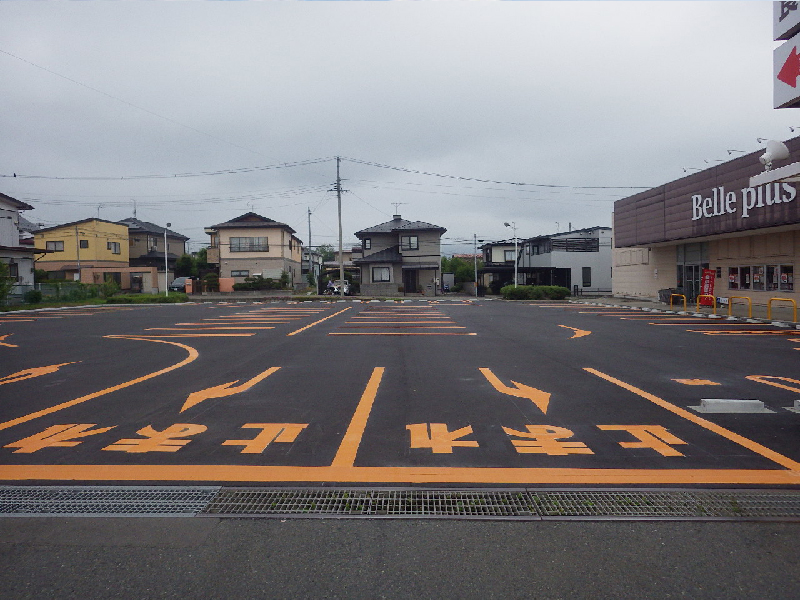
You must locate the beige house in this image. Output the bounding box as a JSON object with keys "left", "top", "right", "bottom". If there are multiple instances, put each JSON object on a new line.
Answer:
{"left": 354, "top": 214, "right": 446, "bottom": 296}
{"left": 205, "top": 212, "right": 303, "bottom": 286}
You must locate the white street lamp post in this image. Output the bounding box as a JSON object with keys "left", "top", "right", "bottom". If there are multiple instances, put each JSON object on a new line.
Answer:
{"left": 164, "top": 223, "right": 171, "bottom": 297}
{"left": 504, "top": 221, "right": 517, "bottom": 288}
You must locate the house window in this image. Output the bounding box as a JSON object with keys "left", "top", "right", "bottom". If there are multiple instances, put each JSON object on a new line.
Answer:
{"left": 79, "top": 240, "right": 89, "bottom": 249}
{"left": 46, "top": 241, "right": 64, "bottom": 252}
{"left": 504, "top": 250, "right": 515, "bottom": 262}
{"left": 400, "top": 236, "right": 418, "bottom": 251}
{"left": 231, "top": 270, "right": 249, "bottom": 277}
{"left": 107, "top": 241, "right": 121, "bottom": 254}
{"left": 230, "top": 237, "right": 269, "bottom": 252}
{"left": 582, "top": 267, "right": 592, "bottom": 288}
{"left": 364, "top": 238, "right": 371, "bottom": 250}
{"left": 372, "top": 267, "right": 391, "bottom": 282}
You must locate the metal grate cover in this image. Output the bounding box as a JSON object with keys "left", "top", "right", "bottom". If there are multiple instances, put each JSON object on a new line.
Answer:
{"left": 3, "top": 486, "right": 800, "bottom": 520}
{"left": 0, "top": 486, "right": 220, "bottom": 517}
{"left": 202, "top": 488, "right": 800, "bottom": 520}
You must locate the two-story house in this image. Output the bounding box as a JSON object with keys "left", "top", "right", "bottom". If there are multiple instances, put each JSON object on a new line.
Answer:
{"left": 478, "top": 239, "right": 520, "bottom": 290}
{"left": 354, "top": 214, "right": 446, "bottom": 296}
{"left": 0, "top": 192, "right": 37, "bottom": 294}
{"left": 118, "top": 218, "right": 189, "bottom": 270}
{"left": 34, "top": 218, "right": 131, "bottom": 283}
{"left": 205, "top": 212, "right": 303, "bottom": 287}
{"left": 518, "top": 226, "right": 612, "bottom": 294}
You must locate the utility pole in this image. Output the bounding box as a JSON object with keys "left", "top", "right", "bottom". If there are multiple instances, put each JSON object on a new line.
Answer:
{"left": 473, "top": 233, "right": 478, "bottom": 299}
{"left": 75, "top": 225, "right": 81, "bottom": 282}
{"left": 307, "top": 207, "right": 314, "bottom": 293}
{"left": 336, "top": 157, "right": 345, "bottom": 298}
{"left": 164, "top": 223, "right": 171, "bottom": 297}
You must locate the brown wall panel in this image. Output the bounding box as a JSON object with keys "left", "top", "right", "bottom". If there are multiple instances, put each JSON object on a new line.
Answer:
{"left": 615, "top": 137, "right": 800, "bottom": 247}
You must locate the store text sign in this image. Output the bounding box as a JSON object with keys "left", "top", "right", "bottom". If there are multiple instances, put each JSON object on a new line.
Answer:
{"left": 691, "top": 183, "right": 796, "bottom": 221}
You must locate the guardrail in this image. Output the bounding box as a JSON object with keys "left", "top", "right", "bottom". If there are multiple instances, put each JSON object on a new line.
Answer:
{"left": 727, "top": 296, "right": 753, "bottom": 319}
{"left": 669, "top": 293, "right": 687, "bottom": 312}
{"left": 696, "top": 294, "right": 717, "bottom": 315}
{"left": 767, "top": 297, "right": 797, "bottom": 322}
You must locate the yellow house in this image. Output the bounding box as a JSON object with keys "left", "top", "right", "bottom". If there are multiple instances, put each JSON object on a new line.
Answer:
{"left": 35, "top": 218, "right": 130, "bottom": 282}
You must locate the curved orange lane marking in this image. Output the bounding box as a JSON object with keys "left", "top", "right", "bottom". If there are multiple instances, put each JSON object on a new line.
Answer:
{"left": 0, "top": 335, "right": 199, "bottom": 432}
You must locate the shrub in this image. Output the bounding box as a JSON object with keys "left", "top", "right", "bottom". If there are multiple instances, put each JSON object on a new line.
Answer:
{"left": 24, "top": 289, "right": 43, "bottom": 304}
{"left": 500, "top": 285, "right": 571, "bottom": 300}
{"left": 203, "top": 273, "right": 219, "bottom": 292}
{"left": 106, "top": 293, "right": 188, "bottom": 304}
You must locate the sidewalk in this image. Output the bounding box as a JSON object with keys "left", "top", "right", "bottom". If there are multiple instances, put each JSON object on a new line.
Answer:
{"left": 573, "top": 295, "right": 800, "bottom": 327}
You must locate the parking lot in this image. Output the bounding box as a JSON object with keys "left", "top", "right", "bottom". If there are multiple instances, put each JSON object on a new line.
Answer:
{"left": 1, "top": 299, "right": 799, "bottom": 487}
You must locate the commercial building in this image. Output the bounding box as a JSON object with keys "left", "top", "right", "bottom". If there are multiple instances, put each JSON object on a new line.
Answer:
{"left": 612, "top": 138, "right": 799, "bottom": 307}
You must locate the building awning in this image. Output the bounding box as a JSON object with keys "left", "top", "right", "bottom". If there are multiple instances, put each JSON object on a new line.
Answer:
{"left": 401, "top": 263, "right": 439, "bottom": 270}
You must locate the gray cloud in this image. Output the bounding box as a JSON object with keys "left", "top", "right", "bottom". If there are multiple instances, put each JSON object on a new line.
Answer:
{"left": 0, "top": 2, "right": 792, "bottom": 252}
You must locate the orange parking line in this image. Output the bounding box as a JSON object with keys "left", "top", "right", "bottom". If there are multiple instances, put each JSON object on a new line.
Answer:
{"left": 331, "top": 367, "right": 384, "bottom": 467}
{"left": 330, "top": 332, "right": 477, "bottom": 336}
{"left": 584, "top": 367, "right": 800, "bottom": 472}
{"left": 0, "top": 336, "right": 199, "bottom": 432}
{"left": 0, "top": 465, "right": 797, "bottom": 485}
{"left": 287, "top": 307, "right": 352, "bottom": 336}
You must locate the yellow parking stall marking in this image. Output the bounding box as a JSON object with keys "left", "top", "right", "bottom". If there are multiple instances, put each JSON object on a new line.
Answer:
{"left": 557, "top": 325, "right": 591, "bottom": 339}
{"left": 746, "top": 375, "right": 800, "bottom": 393}
{"left": 331, "top": 367, "right": 384, "bottom": 467}
{"left": 584, "top": 367, "right": 800, "bottom": 472}
{"left": 181, "top": 367, "right": 281, "bottom": 412}
{"left": 673, "top": 379, "right": 721, "bottom": 386}
{"left": 2, "top": 464, "right": 798, "bottom": 485}
{"left": 341, "top": 325, "right": 466, "bottom": 329}
{"left": 346, "top": 321, "right": 456, "bottom": 324}
{"left": 329, "top": 332, "right": 478, "bottom": 336}
{"left": 0, "top": 362, "right": 79, "bottom": 386}
{"left": 0, "top": 334, "right": 18, "bottom": 347}
{"left": 121, "top": 334, "right": 255, "bottom": 337}
{"left": 651, "top": 323, "right": 777, "bottom": 326}
{"left": 287, "top": 307, "right": 352, "bottom": 336}
{"left": 145, "top": 327, "right": 274, "bottom": 331}
{"left": 0, "top": 336, "right": 199, "bottom": 432}
{"left": 687, "top": 330, "right": 798, "bottom": 335}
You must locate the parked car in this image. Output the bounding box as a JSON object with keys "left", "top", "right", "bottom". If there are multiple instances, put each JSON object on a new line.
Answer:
{"left": 169, "top": 276, "right": 192, "bottom": 292}
{"left": 324, "top": 279, "right": 350, "bottom": 295}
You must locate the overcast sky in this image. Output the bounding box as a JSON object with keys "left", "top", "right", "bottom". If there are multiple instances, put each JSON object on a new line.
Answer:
{"left": 0, "top": 2, "right": 794, "bottom": 254}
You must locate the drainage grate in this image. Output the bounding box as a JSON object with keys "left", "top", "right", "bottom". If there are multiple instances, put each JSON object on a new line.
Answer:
{"left": 0, "top": 486, "right": 220, "bottom": 517}
{"left": 201, "top": 488, "right": 800, "bottom": 520}
{"left": 3, "top": 487, "right": 800, "bottom": 519}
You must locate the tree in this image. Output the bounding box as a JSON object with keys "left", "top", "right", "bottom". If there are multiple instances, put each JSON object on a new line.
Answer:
{"left": 441, "top": 256, "right": 481, "bottom": 283}
{"left": 317, "top": 244, "right": 335, "bottom": 263}
{"left": 195, "top": 247, "right": 209, "bottom": 271}
{"left": 174, "top": 253, "right": 195, "bottom": 277}
{"left": 0, "top": 261, "right": 14, "bottom": 305}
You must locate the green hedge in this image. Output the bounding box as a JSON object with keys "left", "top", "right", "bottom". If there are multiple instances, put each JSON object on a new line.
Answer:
{"left": 106, "top": 293, "right": 189, "bottom": 304}
{"left": 500, "top": 285, "right": 570, "bottom": 300}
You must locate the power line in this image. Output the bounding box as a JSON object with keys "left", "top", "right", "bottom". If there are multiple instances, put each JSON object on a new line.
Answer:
{"left": 0, "top": 47, "right": 272, "bottom": 159}
{"left": 341, "top": 157, "right": 651, "bottom": 190}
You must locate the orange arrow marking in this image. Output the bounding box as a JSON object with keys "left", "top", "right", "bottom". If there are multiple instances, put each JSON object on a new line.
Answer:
{"left": 0, "top": 362, "right": 78, "bottom": 386}
{"left": 558, "top": 325, "right": 591, "bottom": 339}
{"left": 479, "top": 368, "right": 551, "bottom": 414}
{"left": 181, "top": 367, "right": 281, "bottom": 413}
{"left": 0, "top": 334, "right": 18, "bottom": 347}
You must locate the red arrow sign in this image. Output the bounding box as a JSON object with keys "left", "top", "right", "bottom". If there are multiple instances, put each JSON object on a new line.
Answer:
{"left": 778, "top": 46, "right": 800, "bottom": 88}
